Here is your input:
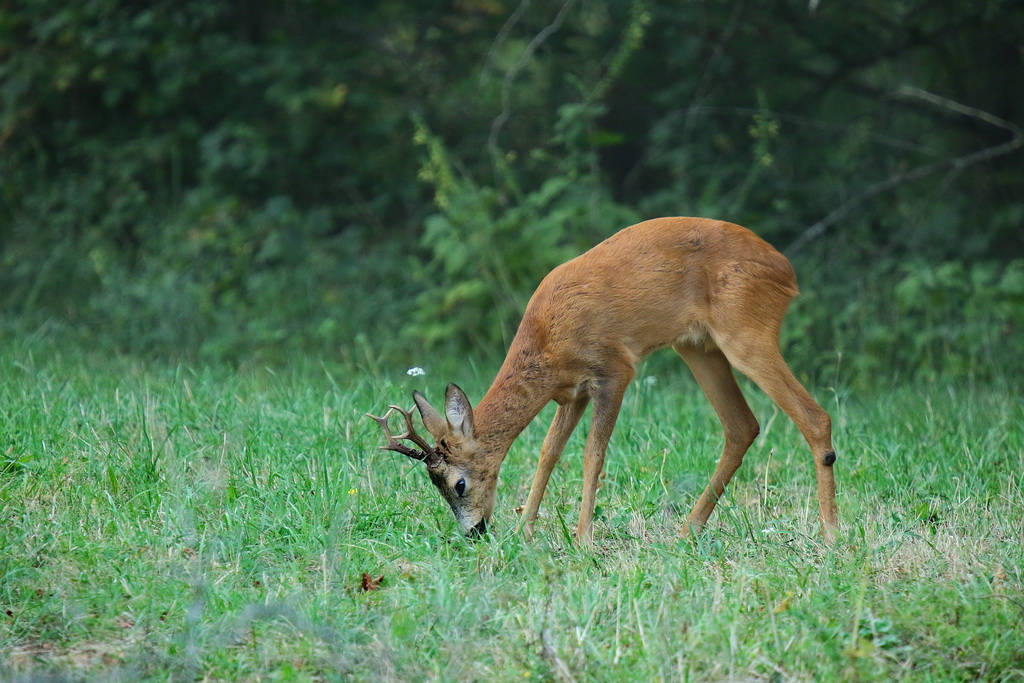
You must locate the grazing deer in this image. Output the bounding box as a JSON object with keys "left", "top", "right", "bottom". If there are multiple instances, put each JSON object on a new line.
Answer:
{"left": 368, "top": 217, "right": 838, "bottom": 544}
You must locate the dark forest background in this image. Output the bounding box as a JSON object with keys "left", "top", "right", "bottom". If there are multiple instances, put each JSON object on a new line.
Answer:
{"left": 2, "top": 0, "right": 1022, "bottom": 384}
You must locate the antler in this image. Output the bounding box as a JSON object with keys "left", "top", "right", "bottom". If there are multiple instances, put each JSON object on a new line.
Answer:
{"left": 365, "top": 405, "right": 440, "bottom": 466}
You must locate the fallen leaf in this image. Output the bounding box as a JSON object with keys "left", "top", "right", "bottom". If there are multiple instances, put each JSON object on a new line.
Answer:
{"left": 843, "top": 637, "right": 876, "bottom": 659}
{"left": 361, "top": 573, "right": 384, "bottom": 592}
{"left": 993, "top": 565, "right": 1007, "bottom": 586}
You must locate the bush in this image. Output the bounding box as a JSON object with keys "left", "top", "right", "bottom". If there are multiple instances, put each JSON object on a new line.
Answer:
{"left": 782, "top": 256, "right": 1024, "bottom": 386}
{"left": 409, "top": 122, "right": 639, "bottom": 347}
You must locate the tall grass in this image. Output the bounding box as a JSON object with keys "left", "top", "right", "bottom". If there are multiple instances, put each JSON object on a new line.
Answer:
{"left": 1, "top": 339, "right": 1022, "bottom": 681}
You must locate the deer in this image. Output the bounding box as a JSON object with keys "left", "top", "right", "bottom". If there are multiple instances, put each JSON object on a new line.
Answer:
{"left": 368, "top": 217, "right": 838, "bottom": 545}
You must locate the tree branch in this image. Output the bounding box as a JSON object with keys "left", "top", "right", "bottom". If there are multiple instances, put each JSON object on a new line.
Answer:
{"left": 784, "top": 88, "right": 1024, "bottom": 256}
{"left": 487, "top": 0, "right": 578, "bottom": 166}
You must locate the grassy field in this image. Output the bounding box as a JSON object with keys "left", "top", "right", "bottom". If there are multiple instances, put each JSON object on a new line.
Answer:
{"left": 1, "top": 339, "right": 1022, "bottom": 681}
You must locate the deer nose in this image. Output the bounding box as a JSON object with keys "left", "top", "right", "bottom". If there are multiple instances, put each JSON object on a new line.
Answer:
{"left": 467, "top": 519, "right": 488, "bottom": 538}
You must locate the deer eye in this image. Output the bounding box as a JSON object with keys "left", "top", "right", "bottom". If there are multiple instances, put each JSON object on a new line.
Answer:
{"left": 454, "top": 478, "right": 467, "bottom": 497}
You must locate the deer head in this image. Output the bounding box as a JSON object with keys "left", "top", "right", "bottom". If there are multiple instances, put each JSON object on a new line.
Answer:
{"left": 367, "top": 384, "right": 496, "bottom": 536}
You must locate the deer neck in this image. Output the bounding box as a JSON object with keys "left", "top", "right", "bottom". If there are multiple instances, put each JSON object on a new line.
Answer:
{"left": 472, "top": 349, "right": 552, "bottom": 461}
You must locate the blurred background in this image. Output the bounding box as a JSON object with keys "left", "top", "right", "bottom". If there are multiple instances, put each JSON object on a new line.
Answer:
{"left": 1, "top": 0, "right": 1021, "bottom": 385}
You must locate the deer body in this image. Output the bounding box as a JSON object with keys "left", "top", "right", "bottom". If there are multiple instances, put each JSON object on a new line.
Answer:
{"left": 370, "top": 217, "right": 838, "bottom": 544}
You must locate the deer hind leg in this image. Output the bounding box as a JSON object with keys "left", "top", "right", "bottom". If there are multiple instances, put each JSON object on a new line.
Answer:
{"left": 716, "top": 332, "right": 838, "bottom": 543}
{"left": 673, "top": 343, "right": 760, "bottom": 538}
{"left": 577, "top": 367, "right": 633, "bottom": 546}
{"left": 519, "top": 396, "right": 589, "bottom": 537}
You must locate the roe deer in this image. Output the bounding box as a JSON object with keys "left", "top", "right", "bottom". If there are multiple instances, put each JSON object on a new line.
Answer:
{"left": 368, "top": 217, "right": 838, "bottom": 544}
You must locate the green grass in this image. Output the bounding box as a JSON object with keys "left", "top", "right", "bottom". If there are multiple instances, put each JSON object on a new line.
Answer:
{"left": 1, "top": 339, "right": 1022, "bottom": 681}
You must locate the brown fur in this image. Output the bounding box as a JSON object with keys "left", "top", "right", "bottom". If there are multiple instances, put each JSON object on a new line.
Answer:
{"left": 384, "top": 217, "right": 838, "bottom": 544}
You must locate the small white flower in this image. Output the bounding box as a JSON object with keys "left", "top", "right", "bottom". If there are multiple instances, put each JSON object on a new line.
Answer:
{"left": 407, "top": 366, "right": 426, "bottom": 377}
{"left": 644, "top": 376, "right": 657, "bottom": 387}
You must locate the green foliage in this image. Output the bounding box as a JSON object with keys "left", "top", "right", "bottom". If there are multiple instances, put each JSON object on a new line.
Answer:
{"left": 0, "top": 0, "right": 489, "bottom": 349}
{"left": 890, "top": 259, "right": 1024, "bottom": 378}
{"left": 407, "top": 5, "right": 649, "bottom": 348}
{"left": 409, "top": 119, "right": 639, "bottom": 347}
{"left": 1, "top": 0, "right": 1023, "bottom": 382}
{"left": 783, "top": 256, "right": 1024, "bottom": 385}
{"left": 39, "top": 188, "right": 419, "bottom": 361}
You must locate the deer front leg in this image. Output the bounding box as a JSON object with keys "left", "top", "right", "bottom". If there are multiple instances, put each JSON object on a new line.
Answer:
{"left": 577, "top": 372, "right": 632, "bottom": 546}
{"left": 519, "top": 397, "right": 589, "bottom": 538}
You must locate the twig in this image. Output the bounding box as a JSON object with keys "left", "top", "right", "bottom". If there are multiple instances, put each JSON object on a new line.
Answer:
{"left": 974, "top": 593, "right": 1024, "bottom": 615}
{"left": 682, "top": 1, "right": 747, "bottom": 143}
{"left": 785, "top": 87, "right": 1023, "bottom": 256}
{"left": 487, "top": 0, "right": 579, "bottom": 166}
{"left": 624, "top": 102, "right": 929, "bottom": 197}
{"left": 540, "top": 629, "right": 578, "bottom": 683}
{"left": 686, "top": 104, "right": 932, "bottom": 153}
{"left": 481, "top": 0, "right": 532, "bottom": 85}
{"left": 896, "top": 86, "right": 1023, "bottom": 136}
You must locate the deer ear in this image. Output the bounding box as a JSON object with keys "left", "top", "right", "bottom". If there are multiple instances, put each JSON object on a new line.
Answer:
{"left": 444, "top": 383, "right": 474, "bottom": 438}
{"left": 413, "top": 390, "right": 447, "bottom": 441}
